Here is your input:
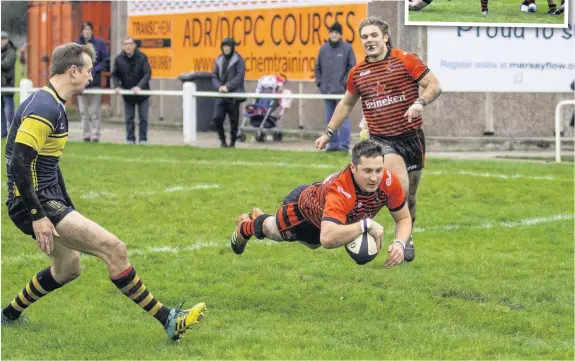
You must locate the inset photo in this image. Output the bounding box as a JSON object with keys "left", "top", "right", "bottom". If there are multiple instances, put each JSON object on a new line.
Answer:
{"left": 406, "top": 0, "right": 569, "bottom": 27}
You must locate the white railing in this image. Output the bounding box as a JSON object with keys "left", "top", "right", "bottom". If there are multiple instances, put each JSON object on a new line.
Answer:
{"left": 1, "top": 79, "right": 342, "bottom": 145}
{"left": 555, "top": 100, "right": 575, "bottom": 163}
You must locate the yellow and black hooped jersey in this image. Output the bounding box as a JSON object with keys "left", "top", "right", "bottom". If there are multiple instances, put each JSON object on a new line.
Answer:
{"left": 5, "top": 83, "right": 68, "bottom": 199}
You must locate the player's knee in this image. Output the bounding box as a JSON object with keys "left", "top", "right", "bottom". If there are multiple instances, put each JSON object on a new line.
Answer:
{"left": 102, "top": 236, "right": 129, "bottom": 265}
{"left": 408, "top": 190, "right": 417, "bottom": 204}
{"left": 112, "top": 239, "right": 129, "bottom": 263}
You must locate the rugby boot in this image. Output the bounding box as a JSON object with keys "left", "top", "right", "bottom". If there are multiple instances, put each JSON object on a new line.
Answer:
{"left": 164, "top": 301, "right": 207, "bottom": 341}
{"left": 231, "top": 213, "right": 251, "bottom": 255}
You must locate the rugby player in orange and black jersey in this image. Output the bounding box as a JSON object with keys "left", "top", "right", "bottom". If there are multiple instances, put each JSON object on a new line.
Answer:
{"left": 315, "top": 16, "right": 443, "bottom": 264}
{"left": 230, "top": 140, "right": 413, "bottom": 268}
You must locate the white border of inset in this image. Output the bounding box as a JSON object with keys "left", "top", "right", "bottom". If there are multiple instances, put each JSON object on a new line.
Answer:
{"left": 404, "top": 0, "right": 570, "bottom": 28}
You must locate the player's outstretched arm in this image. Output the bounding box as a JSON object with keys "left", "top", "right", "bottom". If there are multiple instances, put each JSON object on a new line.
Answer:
{"left": 328, "top": 91, "right": 360, "bottom": 131}
{"left": 315, "top": 91, "right": 360, "bottom": 150}
{"left": 320, "top": 221, "right": 363, "bottom": 249}
{"left": 390, "top": 203, "right": 412, "bottom": 245}
{"left": 320, "top": 219, "right": 385, "bottom": 250}
{"left": 320, "top": 220, "right": 372, "bottom": 248}
{"left": 385, "top": 203, "right": 412, "bottom": 267}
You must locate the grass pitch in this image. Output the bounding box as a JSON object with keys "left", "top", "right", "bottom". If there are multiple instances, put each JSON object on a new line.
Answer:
{"left": 1, "top": 142, "right": 573, "bottom": 360}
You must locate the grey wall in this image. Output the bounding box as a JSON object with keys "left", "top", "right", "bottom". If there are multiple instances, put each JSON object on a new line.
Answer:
{"left": 111, "top": 0, "right": 574, "bottom": 137}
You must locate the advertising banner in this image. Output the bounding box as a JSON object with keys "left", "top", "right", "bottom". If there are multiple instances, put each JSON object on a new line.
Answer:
{"left": 127, "top": 0, "right": 368, "bottom": 80}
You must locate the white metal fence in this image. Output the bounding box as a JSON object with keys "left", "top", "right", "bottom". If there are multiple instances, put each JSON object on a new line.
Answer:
{"left": 2, "top": 79, "right": 343, "bottom": 145}
{"left": 3, "top": 80, "right": 573, "bottom": 162}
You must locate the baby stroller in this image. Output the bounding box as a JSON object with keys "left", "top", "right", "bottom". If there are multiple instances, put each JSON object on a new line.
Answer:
{"left": 238, "top": 74, "right": 292, "bottom": 142}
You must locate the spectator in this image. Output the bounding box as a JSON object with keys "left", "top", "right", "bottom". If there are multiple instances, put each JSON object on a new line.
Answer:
{"left": 19, "top": 42, "right": 26, "bottom": 78}
{"left": 212, "top": 37, "right": 246, "bottom": 148}
{"left": 314, "top": 22, "right": 356, "bottom": 152}
{"left": 2, "top": 30, "right": 17, "bottom": 133}
{"left": 76, "top": 21, "right": 110, "bottom": 142}
{"left": 112, "top": 36, "right": 152, "bottom": 145}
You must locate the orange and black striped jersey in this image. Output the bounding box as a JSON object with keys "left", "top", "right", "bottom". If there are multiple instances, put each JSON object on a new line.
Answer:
{"left": 346, "top": 47, "right": 429, "bottom": 136}
{"left": 5, "top": 83, "right": 69, "bottom": 200}
{"left": 297, "top": 166, "right": 405, "bottom": 228}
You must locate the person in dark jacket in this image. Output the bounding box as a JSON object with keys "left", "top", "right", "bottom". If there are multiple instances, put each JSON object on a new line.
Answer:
{"left": 314, "top": 22, "right": 356, "bottom": 152}
{"left": 2, "top": 31, "right": 17, "bottom": 136}
{"left": 212, "top": 37, "right": 246, "bottom": 148}
{"left": 112, "top": 36, "right": 152, "bottom": 145}
{"left": 76, "top": 22, "right": 109, "bottom": 142}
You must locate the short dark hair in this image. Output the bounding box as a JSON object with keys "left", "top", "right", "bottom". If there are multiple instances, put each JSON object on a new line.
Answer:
{"left": 49, "top": 42, "right": 96, "bottom": 77}
{"left": 351, "top": 140, "right": 384, "bottom": 166}
{"left": 358, "top": 16, "right": 393, "bottom": 48}
{"left": 81, "top": 21, "right": 93, "bottom": 31}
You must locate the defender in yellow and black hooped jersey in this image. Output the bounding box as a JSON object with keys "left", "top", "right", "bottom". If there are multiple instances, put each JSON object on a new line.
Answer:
{"left": 2, "top": 42, "right": 207, "bottom": 340}
{"left": 5, "top": 82, "right": 74, "bottom": 235}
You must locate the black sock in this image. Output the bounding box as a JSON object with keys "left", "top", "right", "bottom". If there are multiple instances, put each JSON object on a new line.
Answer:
{"left": 254, "top": 214, "right": 272, "bottom": 239}
{"left": 2, "top": 267, "right": 62, "bottom": 320}
{"left": 111, "top": 266, "right": 171, "bottom": 326}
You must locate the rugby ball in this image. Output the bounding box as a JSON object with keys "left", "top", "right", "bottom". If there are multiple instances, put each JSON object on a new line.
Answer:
{"left": 345, "top": 232, "right": 379, "bottom": 265}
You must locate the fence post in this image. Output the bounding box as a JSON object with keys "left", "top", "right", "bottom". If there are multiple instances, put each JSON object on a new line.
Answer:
{"left": 555, "top": 102, "right": 561, "bottom": 163}
{"left": 19, "top": 79, "right": 33, "bottom": 104}
{"left": 554, "top": 100, "right": 575, "bottom": 163}
{"left": 182, "top": 82, "right": 197, "bottom": 145}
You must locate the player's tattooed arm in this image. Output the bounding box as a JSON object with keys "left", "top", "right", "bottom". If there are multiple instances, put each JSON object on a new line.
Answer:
{"left": 417, "top": 71, "right": 442, "bottom": 106}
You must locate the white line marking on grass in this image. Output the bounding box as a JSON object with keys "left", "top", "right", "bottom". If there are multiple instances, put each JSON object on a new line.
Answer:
{"left": 65, "top": 154, "right": 572, "bottom": 182}
{"left": 128, "top": 242, "right": 221, "bottom": 255}
{"left": 2, "top": 242, "right": 225, "bottom": 263}
{"left": 426, "top": 170, "right": 570, "bottom": 182}
{"left": 4, "top": 214, "right": 572, "bottom": 263}
{"left": 80, "top": 184, "right": 220, "bottom": 199}
{"left": 414, "top": 214, "right": 574, "bottom": 233}
{"left": 66, "top": 154, "right": 335, "bottom": 170}
{"left": 81, "top": 191, "right": 116, "bottom": 199}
